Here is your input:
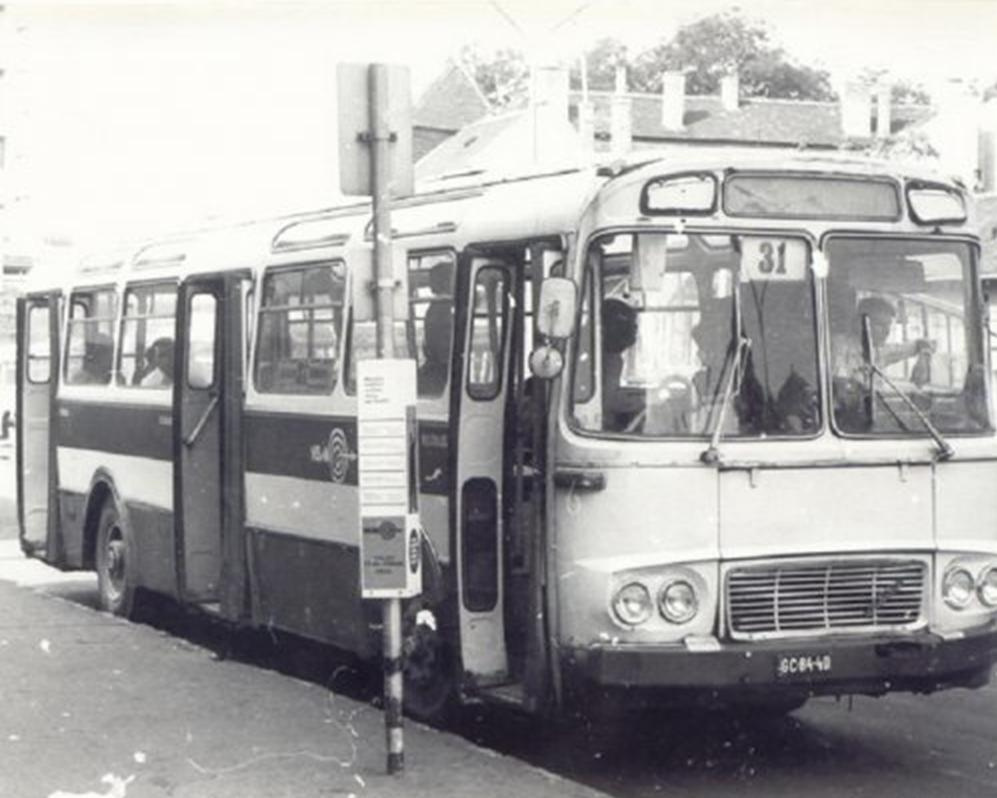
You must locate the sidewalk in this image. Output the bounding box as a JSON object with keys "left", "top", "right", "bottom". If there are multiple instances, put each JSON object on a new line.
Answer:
{"left": 0, "top": 542, "right": 606, "bottom": 798}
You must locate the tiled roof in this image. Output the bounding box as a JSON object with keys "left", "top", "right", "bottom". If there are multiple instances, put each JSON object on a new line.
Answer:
{"left": 412, "top": 61, "right": 938, "bottom": 151}
{"left": 571, "top": 91, "right": 934, "bottom": 148}
{"left": 413, "top": 61, "right": 491, "bottom": 132}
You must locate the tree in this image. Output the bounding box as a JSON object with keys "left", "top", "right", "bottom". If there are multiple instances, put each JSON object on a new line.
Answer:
{"left": 570, "top": 37, "right": 629, "bottom": 91}
{"left": 629, "top": 11, "right": 834, "bottom": 101}
{"left": 458, "top": 45, "right": 529, "bottom": 111}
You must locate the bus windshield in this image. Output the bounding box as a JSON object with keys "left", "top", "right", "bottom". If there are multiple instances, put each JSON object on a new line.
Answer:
{"left": 826, "top": 237, "right": 990, "bottom": 435}
{"left": 571, "top": 231, "right": 820, "bottom": 438}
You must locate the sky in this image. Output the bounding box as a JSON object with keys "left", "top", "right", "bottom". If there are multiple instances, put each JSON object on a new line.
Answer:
{"left": 5, "top": 0, "right": 997, "bottom": 251}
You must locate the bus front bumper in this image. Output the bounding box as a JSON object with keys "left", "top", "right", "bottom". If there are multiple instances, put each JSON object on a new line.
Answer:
{"left": 563, "top": 626, "right": 997, "bottom": 697}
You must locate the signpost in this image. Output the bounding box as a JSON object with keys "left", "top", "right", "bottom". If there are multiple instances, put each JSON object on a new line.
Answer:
{"left": 338, "top": 62, "right": 417, "bottom": 775}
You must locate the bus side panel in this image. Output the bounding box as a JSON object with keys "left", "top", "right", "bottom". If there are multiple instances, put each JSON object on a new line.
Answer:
{"left": 242, "top": 411, "right": 452, "bottom": 655}
{"left": 246, "top": 529, "right": 376, "bottom": 655}
{"left": 242, "top": 411, "right": 369, "bottom": 651}
{"left": 56, "top": 400, "right": 177, "bottom": 593}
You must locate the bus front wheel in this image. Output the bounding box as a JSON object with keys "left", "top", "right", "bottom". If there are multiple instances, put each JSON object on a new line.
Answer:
{"left": 402, "top": 598, "right": 457, "bottom": 724}
{"left": 96, "top": 500, "right": 138, "bottom": 619}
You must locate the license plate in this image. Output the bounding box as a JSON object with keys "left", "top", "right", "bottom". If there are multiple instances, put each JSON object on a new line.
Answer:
{"left": 776, "top": 653, "right": 832, "bottom": 678}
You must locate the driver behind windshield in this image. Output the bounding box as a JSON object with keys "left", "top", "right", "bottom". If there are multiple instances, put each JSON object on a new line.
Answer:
{"left": 832, "top": 296, "right": 934, "bottom": 383}
{"left": 831, "top": 296, "right": 935, "bottom": 431}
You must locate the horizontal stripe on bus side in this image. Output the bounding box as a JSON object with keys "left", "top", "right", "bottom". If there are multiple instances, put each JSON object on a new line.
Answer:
{"left": 244, "top": 472, "right": 450, "bottom": 562}
{"left": 244, "top": 411, "right": 451, "bottom": 495}
{"left": 57, "top": 399, "right": 173, "bottom": 460}
{"left": 58, "top": 447, "right": 173, "bottom": 510}
{"left": 54, "top": 401, "right": 451, "bottom": 494}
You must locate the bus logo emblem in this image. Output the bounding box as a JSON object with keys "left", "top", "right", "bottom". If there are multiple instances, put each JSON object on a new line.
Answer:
{"left": 328, "top": 427, "right": 352, "bottom": 484}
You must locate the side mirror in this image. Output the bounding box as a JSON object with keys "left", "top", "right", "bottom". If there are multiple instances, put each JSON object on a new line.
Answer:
{"left": 536, "top": 277, "right": 576, "bottom": 340}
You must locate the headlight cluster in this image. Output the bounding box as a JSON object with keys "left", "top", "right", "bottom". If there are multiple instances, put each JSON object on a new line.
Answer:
{"left": 942, "top": 564, "right": 997, "bottom": 610}
{"left": 611, "top": 577, "right": 701, "bottom": 627}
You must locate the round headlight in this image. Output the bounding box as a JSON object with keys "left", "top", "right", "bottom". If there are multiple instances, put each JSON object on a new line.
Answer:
{"left": 943, "top": 567, "right": 975, "bottom": 609}
{"left": 659, "top": 580, "right": 698, "bottom": 624}
{"left": 612, "top": 582, "right": 653, "bottom": 626}
{"left": 978, "top": 566, "right": 997, "bottom": 608}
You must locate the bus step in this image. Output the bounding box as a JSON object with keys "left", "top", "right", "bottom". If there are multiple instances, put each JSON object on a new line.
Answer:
{"left": 478, "top": 681, "right": 526, "bottom": 708}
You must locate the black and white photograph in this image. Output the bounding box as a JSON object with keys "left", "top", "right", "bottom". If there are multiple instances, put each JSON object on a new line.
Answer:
{"left": 2, "top": 1, "right": 997, "bottom": 796}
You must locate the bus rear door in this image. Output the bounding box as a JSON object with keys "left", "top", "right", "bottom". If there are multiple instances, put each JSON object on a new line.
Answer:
{"left": 16, "top": 292, "right": 60, "bottom": 560}
{"left": 175, "top": 273, "right": 246, "bottom": 616}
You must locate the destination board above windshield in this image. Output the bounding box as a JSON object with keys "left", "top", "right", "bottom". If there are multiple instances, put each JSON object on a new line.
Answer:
{"left": 724, "top": 174, "right": 901, "bottom": 221}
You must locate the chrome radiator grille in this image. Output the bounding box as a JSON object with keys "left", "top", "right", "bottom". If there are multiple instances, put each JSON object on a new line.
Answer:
{"left": 726, "top": 560, "right": 926, "bottom": 639}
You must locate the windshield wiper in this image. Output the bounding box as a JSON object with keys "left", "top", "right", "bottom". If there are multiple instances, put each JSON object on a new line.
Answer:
{"left": 700, "top": 334, "right": 751, "bottom": 465}
{"left": 861, "top": 316, "right": 953, "bottom": 461}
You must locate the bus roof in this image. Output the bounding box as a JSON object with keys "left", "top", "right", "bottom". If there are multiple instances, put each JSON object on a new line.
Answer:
{"left": 29, "top": 151, "right": 971, "bottom": 293}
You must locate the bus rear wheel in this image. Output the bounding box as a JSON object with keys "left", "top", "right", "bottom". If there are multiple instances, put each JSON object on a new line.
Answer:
{"left": 95, "top": 500, "right": 138, "bottom": 619}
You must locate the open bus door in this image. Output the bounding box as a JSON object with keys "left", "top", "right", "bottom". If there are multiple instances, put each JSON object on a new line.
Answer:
{"left": 16, "top": 292, "right": 61, "bottom": 560}
{"left": 174, "top": 272, "right": 247, "bottom": 617}
{"left": 453, "top": 254, "right": 516, "bottom": 688}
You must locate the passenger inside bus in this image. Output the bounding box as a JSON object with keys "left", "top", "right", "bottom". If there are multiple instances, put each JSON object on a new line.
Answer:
{"left": 601, "top": 298, "right": 644, "bottom": 431}
{"left": 74, "top": 334, "right": 114, "bottom": 385}
{"left": 418, "top": 300, "right": 452, "bottom": 396}
{"left": 139, "top": 337, "right": 175, "bottom": 387}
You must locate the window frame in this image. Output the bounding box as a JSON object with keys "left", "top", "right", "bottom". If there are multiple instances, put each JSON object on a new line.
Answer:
{"left": 62, "top": 283, "right": 119, "bottom": 387}
{"left": 116, "top": 278, "right": 178, "bottom": 390}
{"left": 253, "top": 260, "right": 346, "bottom": 396}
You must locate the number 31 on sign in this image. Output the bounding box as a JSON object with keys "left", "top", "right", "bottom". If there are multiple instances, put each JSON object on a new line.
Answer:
{"left": 740, "top": 237, "right": 808, "bottom": 282}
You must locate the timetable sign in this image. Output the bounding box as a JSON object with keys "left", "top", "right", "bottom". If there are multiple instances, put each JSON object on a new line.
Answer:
{"left": 357, "top": 358, "right": 421, "bottom": 598}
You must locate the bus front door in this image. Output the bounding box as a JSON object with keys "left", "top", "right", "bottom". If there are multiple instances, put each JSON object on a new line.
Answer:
{"left": 16, "top": 292, "right": 60, "bottom": 560}
{"left": 454, "top": 256, "right": 514, "bottom": 686}
{"left": 175, "top": 273, "right": 246, "bottom": 615}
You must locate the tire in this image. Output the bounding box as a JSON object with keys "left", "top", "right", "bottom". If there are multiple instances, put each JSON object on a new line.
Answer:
{"left": 95, "top": 499, "right": 138, "bottom": 619}
{"left": 402, "top": 596, "right": 457, "bottom": 724}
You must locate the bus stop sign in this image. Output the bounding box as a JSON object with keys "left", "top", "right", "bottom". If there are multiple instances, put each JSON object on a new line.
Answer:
{"left": 337, "top": 63, "right": 414, "bottom": 198}
{"left": 357, "top": 358, "right": 421, "bottom": 598}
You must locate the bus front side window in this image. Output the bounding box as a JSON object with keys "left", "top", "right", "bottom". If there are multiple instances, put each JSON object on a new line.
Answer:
{"left": 827, "top": 238, "right": 988, "bottom": 435}
{"left": 571, "top": 232, "right": 819, "bottom": 438}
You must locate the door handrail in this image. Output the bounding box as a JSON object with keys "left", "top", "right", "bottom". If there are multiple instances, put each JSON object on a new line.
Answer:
{"left": 183, "top": 393, "right": 219, "bottom": 448}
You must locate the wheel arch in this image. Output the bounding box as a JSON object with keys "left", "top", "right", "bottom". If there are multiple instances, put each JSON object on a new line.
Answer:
{"left": 81, "top": 468, "right": 129, "bottom": 571}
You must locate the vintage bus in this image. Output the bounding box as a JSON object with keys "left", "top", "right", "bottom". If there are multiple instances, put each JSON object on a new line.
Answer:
{"left": 16, "top": 151, "right": 997, "bottom": 721}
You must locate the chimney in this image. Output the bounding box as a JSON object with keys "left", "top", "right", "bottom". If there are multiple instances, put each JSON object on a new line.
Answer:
{"left": 661, "top": 70, "right": 686, "bottom": 130}
{"left": 720, "top": 73, "right": 739, "bottom": 112}
{"left": 875, "top": 84, "right": 892, "bottom": 139}
{"left": 610, "top": 65, "right": 632, "bottom": 156}
{"left": 841, "top": 81, "right": 872, "bottom": 138}
{"left": 531, "top": 63, "right": 570, "bottom": 164}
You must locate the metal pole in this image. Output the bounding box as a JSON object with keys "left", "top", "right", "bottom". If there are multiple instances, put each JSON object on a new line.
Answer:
{"left": 368, "top": 62, "right": 405, "bottom": 776}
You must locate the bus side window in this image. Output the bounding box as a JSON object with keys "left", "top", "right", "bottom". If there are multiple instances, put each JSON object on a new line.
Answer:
{"left": 254, "top": 262, "right": 345, "bottom": 395}
{"left": 26, "top": 303, "right": 52, "bottom": 384}
{"left": 409, "top": 251, "right": 455, "bottom": 398}
{"left": 467, "top": 267, "right": 509, "bottom": 400}
{"left": 344, "top": 252, "right": 441, "bottom": 396}
{"left": 64, "top": 287, "right": 118, "bottom": 386}
{"left": 117, "top": 282, "right": 177, "bottom": 388}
